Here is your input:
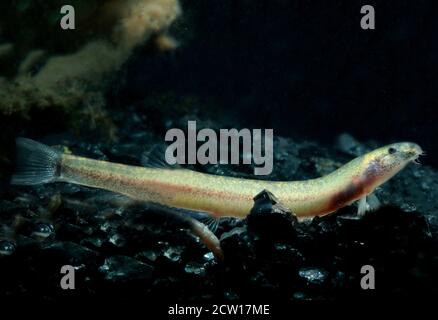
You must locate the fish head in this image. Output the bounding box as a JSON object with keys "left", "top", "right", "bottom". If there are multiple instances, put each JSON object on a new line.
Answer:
{"left": 360, "top": 142, "right": 424, "bottom": 190}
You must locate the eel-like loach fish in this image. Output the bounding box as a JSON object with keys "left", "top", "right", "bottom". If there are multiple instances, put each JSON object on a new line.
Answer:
{"left": 11, "top": 138, "right": 424, "bottom": 259}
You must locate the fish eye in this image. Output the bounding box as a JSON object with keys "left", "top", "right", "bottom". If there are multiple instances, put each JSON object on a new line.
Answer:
{"left": 388, "top": 147, "right": 397, "bottom": 154}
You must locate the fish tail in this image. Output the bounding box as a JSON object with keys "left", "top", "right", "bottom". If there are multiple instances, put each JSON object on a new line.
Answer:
{"left": 11, "top": 138, "right": 62, "bottom": 185}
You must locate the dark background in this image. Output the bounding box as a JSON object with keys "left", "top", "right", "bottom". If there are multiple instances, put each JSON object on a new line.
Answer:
{"left": 0, "top": 1, "right": 437, "bottom": 304}
{"left": 119, "top": 0, "right": 438, "bottom": 166}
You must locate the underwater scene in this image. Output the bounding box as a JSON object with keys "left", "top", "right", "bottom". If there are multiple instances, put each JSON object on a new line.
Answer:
{"left": 0, "top": 0, "right": 437, "bottom": 313}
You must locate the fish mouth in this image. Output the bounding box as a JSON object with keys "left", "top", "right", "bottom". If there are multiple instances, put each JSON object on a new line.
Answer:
{"left": 411, "top": 148, "right": 426, "bottom": 165}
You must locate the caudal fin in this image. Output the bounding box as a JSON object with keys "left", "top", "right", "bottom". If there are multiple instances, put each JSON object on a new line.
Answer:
{"left": 11, "top": 138, "right": 61, "bottom": 185}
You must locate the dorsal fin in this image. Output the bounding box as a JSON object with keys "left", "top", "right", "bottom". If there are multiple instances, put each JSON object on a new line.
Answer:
{"left": 140, "top": 144, "right": 182, "bottom": 169}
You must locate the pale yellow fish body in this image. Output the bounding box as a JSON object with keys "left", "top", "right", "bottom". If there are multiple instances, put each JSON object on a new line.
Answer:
{"left": 51, "top": 141, "right": 422, "bottom": 218}
{"left": 10, "top": 138, "right": 423, "bottom": 260}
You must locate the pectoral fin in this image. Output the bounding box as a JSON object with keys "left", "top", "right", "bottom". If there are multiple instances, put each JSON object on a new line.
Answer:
{"left": 357, "top": 193, "right": 381, "bottom": 216}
